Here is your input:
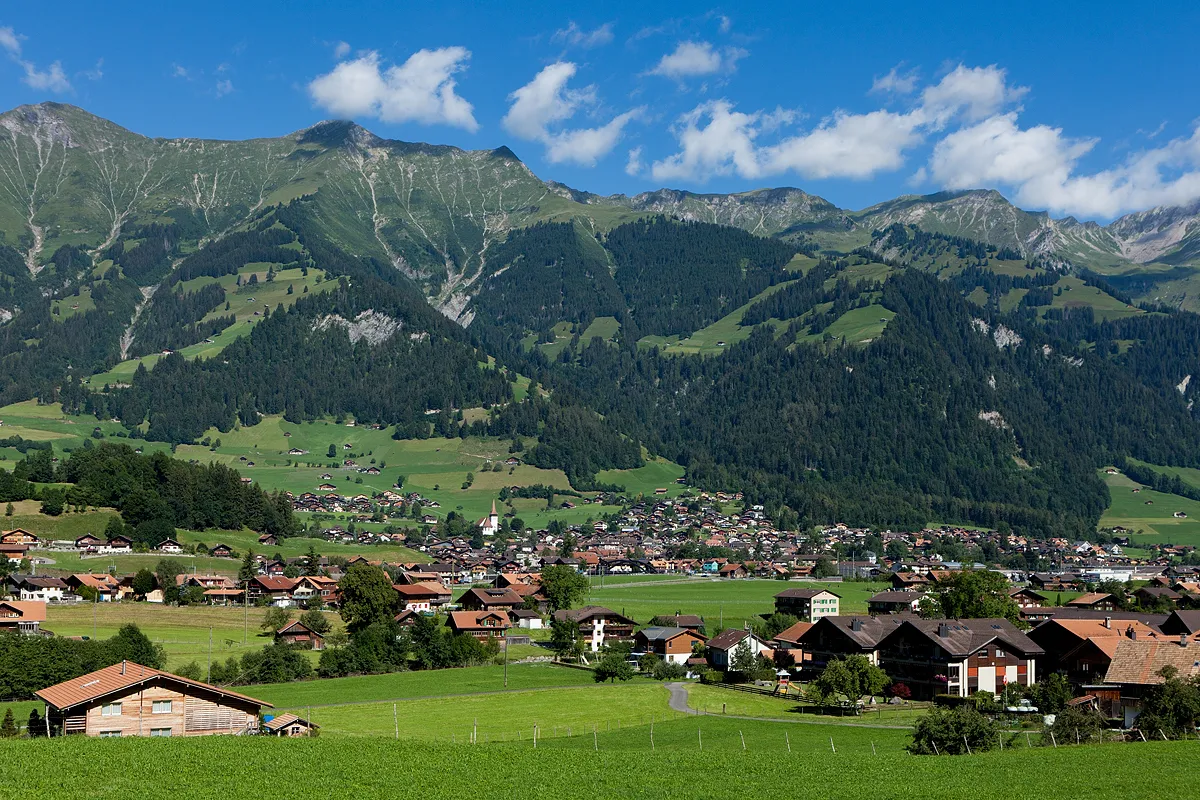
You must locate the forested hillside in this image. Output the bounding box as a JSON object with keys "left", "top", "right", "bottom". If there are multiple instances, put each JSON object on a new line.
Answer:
{"left": 5, "top": 103, "right": 1200, "bottom": 539}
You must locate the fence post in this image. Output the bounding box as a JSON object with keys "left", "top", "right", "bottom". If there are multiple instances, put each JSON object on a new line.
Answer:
{"left": 740, "top": 730, "right": 746, "bottom": 751}
{"left": 1050, "top": 732, "right": 1057, "bottom": 748}
{"left": 393, "top": 704, "right": 398, "bottom": 739}
{"left": 698, "top": 728, "right": 702, "bottom": 751}
{"left": 786, "top": 731, "right": 791, "bottom": 753}
{"left": 871, "top": 740, "right": 876, "bottom": 755}
{"left": 830, "top": 736, "right": 836, "bottom": 753}
{"left": 963, "top": 735, "right": 971, "bottom": 755}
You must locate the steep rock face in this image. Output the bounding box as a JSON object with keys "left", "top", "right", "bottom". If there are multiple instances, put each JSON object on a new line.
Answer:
{"left": 1105, "top": 200, "right": 1200, "bottom": 264}
{"left": 550, "top": 184, "right": 854, "bottom": 235}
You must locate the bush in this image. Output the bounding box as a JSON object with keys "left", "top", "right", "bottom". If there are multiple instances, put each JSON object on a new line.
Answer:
{"left": 909, "top": 706, "right": 1002, "bottom": 755}
{"left": 652, "top": 660, "right": 687, "bottom": 681}
{"left": 1043, "top": 705, "right": 1104, "bottom": 746}
{"left": 699, "top": 670, "right": 726, "bottom": 685}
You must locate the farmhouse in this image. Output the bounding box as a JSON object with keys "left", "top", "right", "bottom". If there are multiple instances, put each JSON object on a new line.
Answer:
{"left": 459, "top": 587, "right": 524, "bottom": 612}
{"left": 1027, "top": 616, "right": 1162, "bottom": 684}
{"left": 155, "top": 539, "right": 184, "bottom": 554}
{"left": 705, "top": 629, "right": 771, "bottom": 670}
{"left": 773, "top": 588, "right": 841, "bottom": 622}
{"left": 0, "top": 528, "right": 39, "bottom": 546}
{"left": 36, "top": 661, "right": 272, "bottom": 737}
{"left": 866, "top": 591, "right": 922, "bottom": 615}
{"left": 275, "top": 620, "right": 325, "bottom": 651}
{"left": 209, "top": 544, "right": 234, "bottom": 558}
{"left": 67, "top": 574, "right": 121, "bottom": 602}
{"left": 394, "top": 582, "right": 446, "bottom": 612}
{"left": 263, "top": 713, "right": 319, "bottom": 737}
{"left": 7, "top": 575, "right": 67, "bottom": 603}
{"left": 794, "top": 615, "right": 904, "bottom": 673}
{"left": 875, "top": 618, "right": 1043, "bottom": 699}
{"left": 0, "top": 600, "right": 46, "bottom": 634}
{"left": 1103, "top": 635, "right": 1200, "bottom": 727}
{"left": 1066, "top": 593, "right": 1118, "bottom": 612}
{"left": 552, "top": 606, "right": 637, "bottom": 652}
{"left": 447, "top": 610, "right": 511, "bottom": 639}
{"left": 634, "top": 627, "right": 707, "bottom": 664}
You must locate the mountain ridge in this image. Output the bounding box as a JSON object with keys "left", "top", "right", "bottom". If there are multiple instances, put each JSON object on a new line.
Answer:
{"left": 3, "top": 102, "right": 1200, "bottom": 312}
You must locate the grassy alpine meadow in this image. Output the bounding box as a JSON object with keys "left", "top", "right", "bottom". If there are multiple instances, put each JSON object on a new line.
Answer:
{"left": 0, "top": 402, "right": 689, "bottom": 536}
{"left": 584, "top": 578, "right": 889, "bottom": 630}
{"left": 38, "top": 602, "right": 320, "bottom": 670}
{"left": 279, "top": 682, "right": 679, "bottom": 741}
{"left": 249, "top": 663, "right": 593, "bottom": 708}
{"left": 0, "top": 734, "right": 1186, "bottom": 799}
{"left": 1099, "top": 468, "right": 1200, "bottom": 545}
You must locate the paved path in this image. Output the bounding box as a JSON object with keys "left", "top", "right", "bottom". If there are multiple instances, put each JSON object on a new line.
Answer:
{"left": 663, "top": 683, "right": 915, "bottom": 730}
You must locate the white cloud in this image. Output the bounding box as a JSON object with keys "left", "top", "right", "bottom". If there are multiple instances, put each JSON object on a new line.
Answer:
{"left": 503, "top": 62, "right": 640, "bottom": 166}
{"left": 718, "top": 15, "right": 732, "bottom": 34}
{"left": 0, "top": 25, "right": 72, "bottom": 93}
{"left": 871, "top": 65, "right": 918, "bottom": 95}
{"left": 763, "top": 109, "right": 926, "bottom": 179}
{"left": 649, "top": 41, "right": 746, "bottom": 80}
{"left": 650, "top": 62, "right": 1030, "bottom": 184}
{"left": 625, "top": 146, "right": 644, "bottom": 176}
{"left": 927, "top": 113, "right": 1200, "bottom": 218}
{"left": 553, "top": 22, "right": 614, "bottom": 48}
{"left": 172, "top": 64, "right": 189, "bottom": 79}
{"left": 308, "top": 47, "right": 478, "bottom": 131}
{"left": 215, "top": 79, "right": 234, "bottom": 98}
{"left": 333, "top": 41, "right": 351, "bottom": 59}
{"left": 81, "top": 58, "right": 103, "bottom": 81}
{"left": 651, "top": 100, "right": 763, "bottom": 181}
{"left": 922, "top": 64, "right": 1027, "bottom": 123}
{"left": 0, "top": 27, "right": 20, "bottom": 57}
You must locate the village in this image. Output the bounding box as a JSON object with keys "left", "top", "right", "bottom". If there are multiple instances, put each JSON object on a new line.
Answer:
{"left": 2, "top": 480, "right": 1199, "bottom": 742}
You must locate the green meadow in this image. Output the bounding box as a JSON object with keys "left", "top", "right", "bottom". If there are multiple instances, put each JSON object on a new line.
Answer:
{"left": 584, "top": 578, "right": 889, "bottom": 630}
{"left": 1100, "top": 468, "right": 1200, "bottom": 546}
{"left": 0, "top": 727, "right": 1186, "bottom": 799}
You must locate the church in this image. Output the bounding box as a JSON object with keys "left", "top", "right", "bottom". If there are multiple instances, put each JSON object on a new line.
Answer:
{"left": 476, "top": 500, "right": 500, "bottom": 538}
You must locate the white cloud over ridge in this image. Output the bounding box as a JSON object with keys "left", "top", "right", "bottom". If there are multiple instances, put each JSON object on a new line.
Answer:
{"left": 308, "top": 47, "right": 478, "bottom": 131}
{"left": 503, "top": 62, "right": 641, "bottom": 166}
{"left": 1, "top": 25, "right": 72, "bottom": 93}
{"left": 649, "top": 41, "right": 746, "bottom": 80}
{"left": 553, "top": 22, "right": 614, "bottom": 48}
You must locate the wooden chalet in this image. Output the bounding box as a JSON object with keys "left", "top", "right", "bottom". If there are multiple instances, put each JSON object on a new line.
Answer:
{"left": 275, "top": 620, "right": 325, "bottom": 651}
{"left": 37, "top": 661, "right": 271, "bottom": 737}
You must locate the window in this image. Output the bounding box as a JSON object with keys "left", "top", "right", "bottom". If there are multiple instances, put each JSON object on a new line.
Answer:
{"left": 101, "top": 703, "right": 122, "bottom": 716}
{"left": 152, "top": 700, "right": 173, "bottom": 714}
{"left": 98, "top": 730, "right": 122, "bottom": 738}
{"left": 150, "top": 728, "right": 172, "bottom": 737}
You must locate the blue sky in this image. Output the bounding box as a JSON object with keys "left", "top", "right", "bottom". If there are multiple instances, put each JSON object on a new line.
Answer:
{"left": 3, "top": 1, "right": 1200, "bottom": 220}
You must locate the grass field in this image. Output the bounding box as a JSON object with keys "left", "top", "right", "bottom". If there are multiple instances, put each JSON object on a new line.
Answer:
{"left": 637, "top": 280, "right": 799, "bottom": 356}
{"left": 0, "top": 403, "right": 686, "bottom": 535}
{"left": 1099, "top": 468, "right": 1200, "bottom": 545}
{"left": 584, "top": 578, "right": 888, "bottom": 630}
{"left": 1042, "top": 276, "right": 1143, "bottom": 321}
{"left": 285, "top": 682, "right": 677, "bottom": 740}
{"left": 249, "top": 663, "right": 591, "bottom": 709}
{"left": 0, "top": 729, "right": 1187, "bottom": 799}
{"left": 682, "top": 684, "right": 929, "bottom": 725}
{"left": 798, "top": 303, "right": 895, "bottom": 346}
{"left": 39, "top": 602, "right": 320, "bottom": 670}
{"left": 87, "top": 265, "right": 333, "bottom": 386}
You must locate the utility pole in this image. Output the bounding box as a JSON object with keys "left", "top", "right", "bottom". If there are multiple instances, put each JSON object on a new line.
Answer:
{"left": 243, "top": 578, "right": 249, "bottom": 645}
{"left": 503, "top": 634, "right": 509, "bottom": 687}
{"left": 207, "top": 627, "right": 213, "bottom": 682}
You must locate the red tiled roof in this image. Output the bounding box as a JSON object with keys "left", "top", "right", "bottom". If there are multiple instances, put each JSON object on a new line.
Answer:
{"left": 35, "top": 661, "right": 272, "bottom": 711}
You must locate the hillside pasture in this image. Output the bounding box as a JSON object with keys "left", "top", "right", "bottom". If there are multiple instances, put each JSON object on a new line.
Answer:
{"left": 0, "top": 728, "right": 1186, "bottom": 799}
{"left": 584, "top": 578, "right": 888, "bottom": 630}
{"left": 1099, "top": 468, "right": 1200, "bottom": 545}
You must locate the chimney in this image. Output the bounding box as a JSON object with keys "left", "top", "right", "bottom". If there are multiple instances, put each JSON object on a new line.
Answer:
{"left": 1182, "top": 634, "right": 1190, "bottom": 647}
{"left": 851, "top": 618, "right": 862, "bottom": 632}
{"left": 938, "top": 622, "right": 950, "bottom": 638}
{"left": 120, "top": 660, "right": 126, "bottom": 675}
{"left": 1104, "top": 616, "right": 1111, "bottom": 629}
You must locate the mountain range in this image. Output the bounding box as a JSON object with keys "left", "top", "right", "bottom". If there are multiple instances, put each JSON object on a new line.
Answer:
{"left": 4, "top": 102, "right": 1200, "bottom": 540}
{"left": 4, "top": 103, "right": 1200, "bottom": 316}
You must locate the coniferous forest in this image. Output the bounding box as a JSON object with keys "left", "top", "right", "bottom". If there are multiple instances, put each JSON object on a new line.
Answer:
{"left": 2, "top": 179, "right": 1200, "bottom": 540}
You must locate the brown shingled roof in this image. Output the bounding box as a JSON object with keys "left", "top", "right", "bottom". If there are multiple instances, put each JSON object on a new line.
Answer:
{"left": 1104, "top": 638, "right": 1200, "bottom": 685}
{"left": 36, "top": 661, "right": 272, "bottom": 711}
